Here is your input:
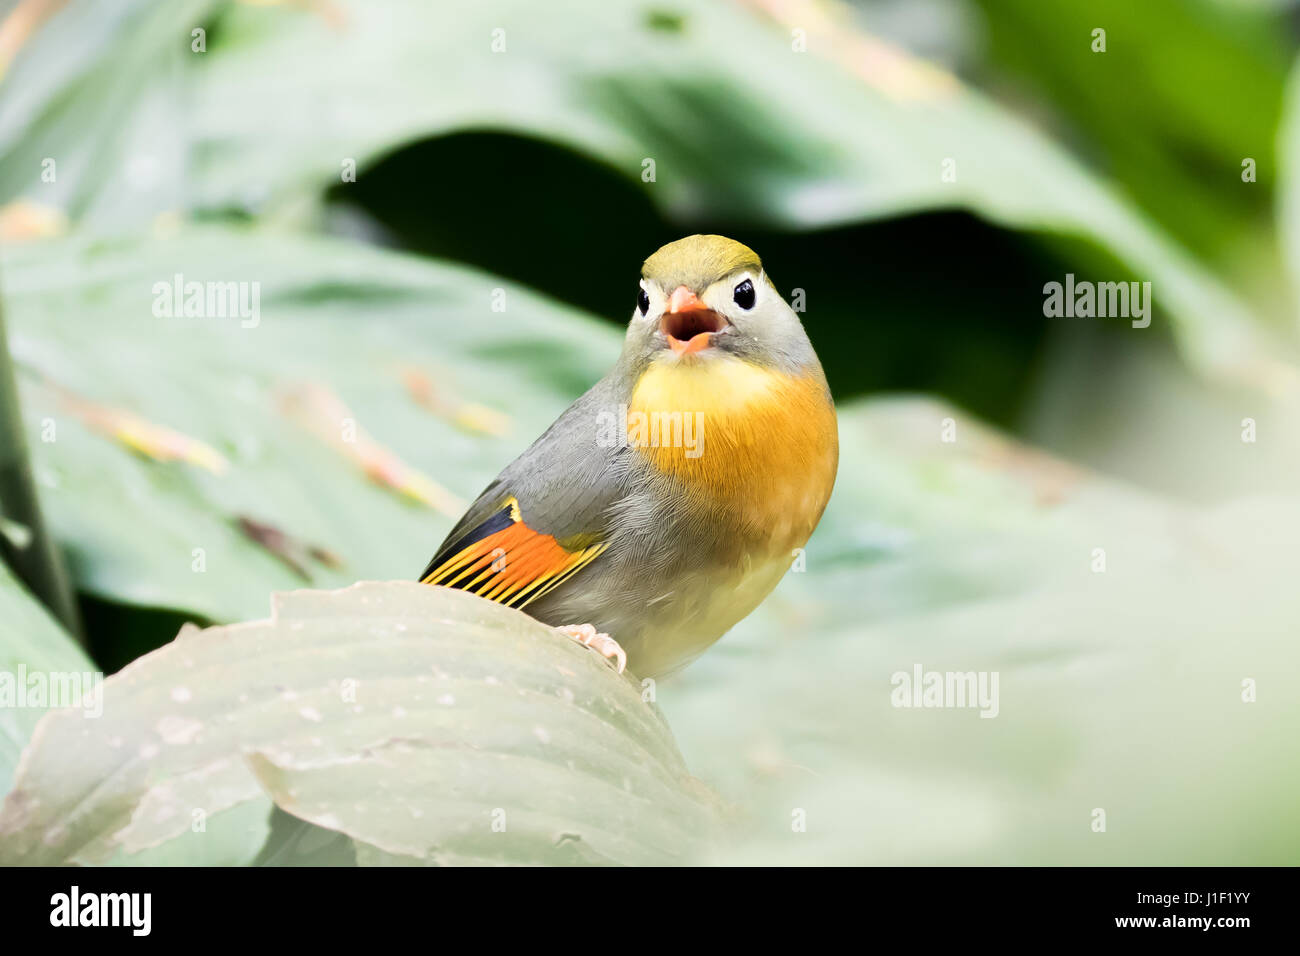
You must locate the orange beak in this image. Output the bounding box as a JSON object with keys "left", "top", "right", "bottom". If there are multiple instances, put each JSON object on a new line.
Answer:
{"left": 662, "top": 286, "right": 724, "bottom": 356}
{"left": 668, "top": 286, "right": 706, "bottom": 315}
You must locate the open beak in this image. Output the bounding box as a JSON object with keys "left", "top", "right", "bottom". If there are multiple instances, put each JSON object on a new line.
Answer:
{"left": 661, "top": 286, "right": 726, "bottom": 356}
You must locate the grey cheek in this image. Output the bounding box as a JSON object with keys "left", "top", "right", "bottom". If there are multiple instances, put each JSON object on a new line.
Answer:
{"left": 718, "top": 335, "right": 750, "bottom": 358}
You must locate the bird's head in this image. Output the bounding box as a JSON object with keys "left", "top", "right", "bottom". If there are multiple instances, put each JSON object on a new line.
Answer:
{"left": 620, "top": 235, "right": 816, "bottom": 375}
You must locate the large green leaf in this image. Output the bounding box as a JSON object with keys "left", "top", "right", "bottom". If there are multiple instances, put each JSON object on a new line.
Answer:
{"left": 3, "top": 226, "right": 620, "bottom": 623}
{"left": 0, "top": 559, "right": 92, "bottom": 796}
{"left": 0, "top": 581, "right": 715, "bottom": 866}
{"left": 185, "top": 0, "right": 1285, "bottom": 382}
{"left": 0, "top": 0, "right": 1281, "bottom": 383}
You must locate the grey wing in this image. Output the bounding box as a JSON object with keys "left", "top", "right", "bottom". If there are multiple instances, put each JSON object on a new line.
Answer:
{"left": 419, "top": 376, "right": 631, "bottom": 580}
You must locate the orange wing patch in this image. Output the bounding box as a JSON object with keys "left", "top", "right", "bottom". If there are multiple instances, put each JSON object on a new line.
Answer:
{"left": 421, "top": 498, "right": 605, "bottom": 610}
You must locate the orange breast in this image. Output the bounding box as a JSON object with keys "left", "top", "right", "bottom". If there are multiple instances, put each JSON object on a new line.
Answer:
{"left": 627, "top": 357, "right": 838, "bottom": 554}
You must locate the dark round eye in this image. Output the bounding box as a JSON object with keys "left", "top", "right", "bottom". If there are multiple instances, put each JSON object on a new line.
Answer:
{"left": 733, "top": 279, "right": 755, "bottom": 310}
{"left": 637, "top": 287, "right": 650, "bottom": 315}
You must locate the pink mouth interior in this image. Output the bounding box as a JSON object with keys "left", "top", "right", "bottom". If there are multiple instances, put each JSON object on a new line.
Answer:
{"left": 661, "top": 309, "right": 724, "bottom": 344}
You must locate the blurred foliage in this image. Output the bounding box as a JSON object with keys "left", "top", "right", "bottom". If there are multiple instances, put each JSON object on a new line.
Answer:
{"left": 0, "top": 559, "right": 89, "bottom": 795}
{"left": 0, "top": 0, "right": 1298, "bottom": 864}
{"left": 673, "top": 401, "right": 1300, "bottom": 864}
{"left": 0, "top": 0, "right": 1287, "bottom": 381}
{"left": 970, "top": 0, "right": 1291, "bottom": 280}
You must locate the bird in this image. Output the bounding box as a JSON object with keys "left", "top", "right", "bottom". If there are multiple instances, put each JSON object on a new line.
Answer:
{"left": 419, "top": 235, "right": 838, "bottom": 678}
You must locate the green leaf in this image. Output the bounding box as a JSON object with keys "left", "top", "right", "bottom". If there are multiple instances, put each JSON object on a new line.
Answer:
{"left": 2, "top": 226, "right": 621, "bottom": 624}
{"left": 970, "top": 0, "right": 1289, "bottom": 269}
{"left": 2, "top": 0, "right": 1280, "bottom": 383}
{"left": 0, "top": 582, "right": 716, "bottom": 866}
{"left": 0, "top": 0, "right": 219, "bottom": 225}
{"left": 0, "top": 559, "right": 92, "bottom": 796}
{"left": 183, "top": 0, "right": 1279, "bottom": 382}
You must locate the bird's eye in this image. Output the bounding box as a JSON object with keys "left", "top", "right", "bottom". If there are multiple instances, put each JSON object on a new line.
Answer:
{"left": 733, "top": 279, "right": 755, "bottom": 310}
{"left": 637, "top": 288, "right": 650, "bottom": 315}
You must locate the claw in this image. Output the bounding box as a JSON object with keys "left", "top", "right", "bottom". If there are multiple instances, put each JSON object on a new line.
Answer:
{"left": 555, "top": 623, "right": 627, "bottom": 674}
